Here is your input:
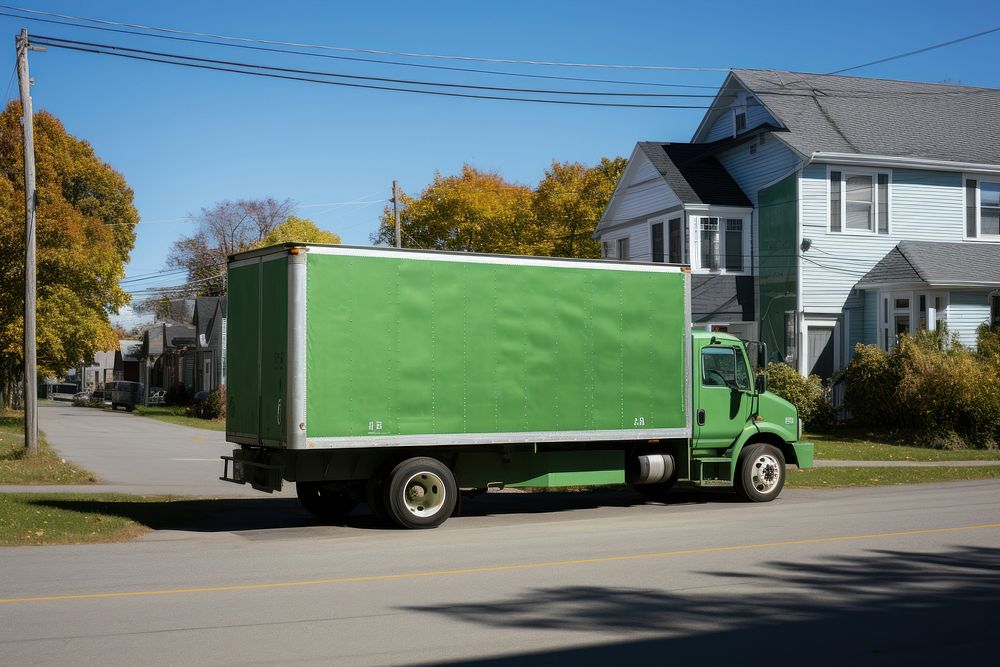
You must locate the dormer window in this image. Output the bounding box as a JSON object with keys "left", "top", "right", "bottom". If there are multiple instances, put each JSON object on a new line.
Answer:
{"left": 734, "top": 107, "right": 747, "bottom": 134}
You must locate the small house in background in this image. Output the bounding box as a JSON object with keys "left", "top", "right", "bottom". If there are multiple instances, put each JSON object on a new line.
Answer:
{"left": 139, "top": 295, "right": 228, "bottom": 402}
{"left": 192, "top": 296, "right": 227, "bottom": 394}
{"left": 115, "top": 339, "right": 142, "bottom": 382}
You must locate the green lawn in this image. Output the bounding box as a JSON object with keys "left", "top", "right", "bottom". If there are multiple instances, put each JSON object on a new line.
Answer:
{"left": 132, "top": 405, "right": 226, "bottom": 431}
{"left": 809, "top": 431, "right": 1000, "bottom": 461}
{"left": 0, "top": 493, "right": 215, "bottom": 546}
{"left": 785, "top": 465, "right": 1000, "bottom": 488}
{"left": 0, "top": 413, "right": 98, "bottom": 485}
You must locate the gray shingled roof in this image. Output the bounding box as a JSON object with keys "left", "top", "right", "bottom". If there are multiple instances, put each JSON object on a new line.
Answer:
{"left": 858, "top": 241, "right": 1000, "bottom": 287}
{"left": 732, "top": 69, "right": 1000, "bottom": 164}
{"left": 637, "top": 142, "right": 752, "bottom": 207}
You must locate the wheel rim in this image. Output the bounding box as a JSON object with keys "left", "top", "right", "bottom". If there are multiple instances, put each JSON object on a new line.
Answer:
{"left": 750, "top": 453, "right": 781, "bottom": 494}
{"left": 401, "top": 471, "right": 446, "bottom": 517}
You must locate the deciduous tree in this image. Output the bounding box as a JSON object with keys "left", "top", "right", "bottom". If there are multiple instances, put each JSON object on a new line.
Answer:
{"left": 0, "top": 101, "right": 138, "bottom": 406}
{"left": 370, "top": 158, "right": 625, "bottom": 258}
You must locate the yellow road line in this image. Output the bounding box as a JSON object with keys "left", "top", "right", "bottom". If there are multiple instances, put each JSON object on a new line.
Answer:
{"left": 3, "top": 522, "right": 998, "bottom": 605}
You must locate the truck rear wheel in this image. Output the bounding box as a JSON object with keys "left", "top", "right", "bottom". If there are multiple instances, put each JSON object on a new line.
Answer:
{"left": 735, "top": 443, "right": 785, "bottom": 502}
{"left": 296, "top": 482, "right": 358, "bottom": 522}
{"left": 384, "top": 457, "right": 457, "bottom": 529}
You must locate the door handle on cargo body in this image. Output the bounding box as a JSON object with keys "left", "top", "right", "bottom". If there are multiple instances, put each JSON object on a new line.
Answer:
{"left": 697, "top": 409, "right": 705, "bottom": 426}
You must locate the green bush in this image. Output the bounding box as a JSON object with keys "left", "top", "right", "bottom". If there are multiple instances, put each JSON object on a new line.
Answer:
{"left": 201, "top": 387, "right": 226, "bottom": 420}
{"left": 764, "top": 362, "right": 835, "bottom": 429}
{"left": 844, "top": 334, "right": 1000, "bottom": 449}
{"left": 978, "top": 324, "right": 1000, "bottom": 361}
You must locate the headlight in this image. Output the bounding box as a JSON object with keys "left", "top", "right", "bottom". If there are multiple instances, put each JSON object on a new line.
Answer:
{"left": 797, "top": 417, "right": 804, "bottom": 441}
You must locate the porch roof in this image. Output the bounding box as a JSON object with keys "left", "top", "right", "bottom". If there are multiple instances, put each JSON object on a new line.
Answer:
{"left": 856, "top": 241, "right": 1000, "bottom": 289}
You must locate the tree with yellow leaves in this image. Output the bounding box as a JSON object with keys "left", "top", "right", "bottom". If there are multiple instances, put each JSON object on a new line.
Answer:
{"left": 370, "top": 158, "right": 625, "bottom": 259}
{"left": 0, "top": 101, "right": 138, "bottom": 407}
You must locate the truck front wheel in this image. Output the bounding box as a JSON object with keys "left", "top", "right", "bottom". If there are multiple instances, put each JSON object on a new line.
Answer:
{"left": 735, "top": 443, "right": 785, "bottom": 502}
{"left": 384, "top": 457, "right": 457, "bottom": 529}
{"left": 296, "top": 482, "right": 358, "bottom": 523}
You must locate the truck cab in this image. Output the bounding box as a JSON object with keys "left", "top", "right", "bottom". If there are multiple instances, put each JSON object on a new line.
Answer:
{"left": 685, "top": 331, "right": 813, "bottom": 500}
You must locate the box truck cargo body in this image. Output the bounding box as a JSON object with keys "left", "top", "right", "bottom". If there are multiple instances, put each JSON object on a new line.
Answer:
{"left": 222, "top": 244, "right": 813, "bottom": 528}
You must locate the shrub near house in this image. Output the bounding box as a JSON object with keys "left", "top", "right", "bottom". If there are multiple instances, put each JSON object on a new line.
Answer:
{"left": 844, "top": 330, "right": 1000, "bottom": 449}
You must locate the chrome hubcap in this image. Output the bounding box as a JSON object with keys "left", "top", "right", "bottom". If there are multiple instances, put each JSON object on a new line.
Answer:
{"left": 402, "top": 472, "right": 445, "bottom": 517}
{"left": 750, "top": 454, "right": 781, "bottom": 494}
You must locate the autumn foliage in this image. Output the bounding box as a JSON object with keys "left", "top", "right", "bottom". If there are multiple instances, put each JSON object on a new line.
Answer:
{"left": 371, "top": 158, "right": 626, "bottom": 258}
{"left": 0, "top": 101, "right": 138, "bottom": 404}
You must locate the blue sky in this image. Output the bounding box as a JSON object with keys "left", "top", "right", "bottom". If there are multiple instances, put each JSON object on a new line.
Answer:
{"left": 1, "top": 1, "right": 998, "bottom": 326}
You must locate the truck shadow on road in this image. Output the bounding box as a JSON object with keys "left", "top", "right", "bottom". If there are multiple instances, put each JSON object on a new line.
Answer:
{"left": 28, "top": 488, "right": 741, "bottom": 535}
{"left": 405, "top": 544, "right": 1000, "bottom": 665}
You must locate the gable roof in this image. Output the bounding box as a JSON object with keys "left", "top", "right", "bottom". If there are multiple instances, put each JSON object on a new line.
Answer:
{"left": 636, "top": 142, "right": 752, "bottom": 207}
{"left": 858, "top": 241, "right": 1000, "bottom": 288}
{"left": 730, "top": 69, "right": 1000, "bottom": 165}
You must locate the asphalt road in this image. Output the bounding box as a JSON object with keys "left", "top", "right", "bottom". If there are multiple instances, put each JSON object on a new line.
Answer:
{"left": 33, "top": 401, "right": 293, "bottom": 497}
{"left": 2, "top": 478, "right": 998, "bottom": 665}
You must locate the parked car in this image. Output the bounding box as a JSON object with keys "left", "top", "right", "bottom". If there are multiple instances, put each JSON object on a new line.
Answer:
{"left": 48, "top": 383, "right": 79, "bottom": 402}
{"left": 106, "top": 381, "right": 143, "bottom": 412}
{"left": 72, "top": 391, "right": 91, "bottom": 406}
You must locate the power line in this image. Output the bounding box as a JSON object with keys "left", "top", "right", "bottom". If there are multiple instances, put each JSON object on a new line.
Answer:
{"left": 0, "top": 8, "right": 722, "bottom": 90}
{"left": 31, "top": 39, "right": 714, "bottom": 109}
{"left": 829, "top": 25, "right": 1000, "bottom": 76}
{"left": 3, "top": 4, "right": 729, "bottom": 72}
{"left": 32, "top": 35, "right": 719, "bottom": 98}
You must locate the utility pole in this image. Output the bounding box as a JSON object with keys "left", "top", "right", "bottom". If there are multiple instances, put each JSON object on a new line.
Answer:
{"left": 392, "top": 180, "right": 401, "bottom": 248}
{"left": 17, "top": 28, "right": 40, "bottom": 455}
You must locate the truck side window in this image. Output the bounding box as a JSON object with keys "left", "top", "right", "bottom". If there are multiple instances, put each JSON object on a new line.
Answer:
{"left": 702, "top": 347, "right": 750, "bottom": 390}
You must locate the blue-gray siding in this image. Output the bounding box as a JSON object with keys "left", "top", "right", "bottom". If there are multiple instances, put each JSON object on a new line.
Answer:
{"left": 800, "top": 165, "right": 966, "bottom": 312}
{"left": 947, "top": 291, "right": 990, "bottom": 347}
{"left": 716, "top": 138, "right": 800, "bottom": 207}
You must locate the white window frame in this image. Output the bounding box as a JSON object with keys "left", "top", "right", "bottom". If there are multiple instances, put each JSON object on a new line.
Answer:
{"left": 648, "top": 214, "right": 687, "bottom": 265}
{"left": 616, "top": 237, "right": 630, "bottom": 261}
{"left": 963, "top": 174, "right": 1000, "bottom": 242}
{"left": 827, "top": 166, "right": 891, "bottom": 236}
{"left": 690, "top": 213, "right": 751, "bottom": 274}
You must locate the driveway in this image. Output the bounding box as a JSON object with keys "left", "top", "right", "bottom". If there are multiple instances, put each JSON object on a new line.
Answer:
{"left": 31, "top": 401, "right": 294, "bottom": 497}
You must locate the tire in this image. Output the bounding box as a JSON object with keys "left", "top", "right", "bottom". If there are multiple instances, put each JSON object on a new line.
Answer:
{"left": 296, "top": 481, "right": 358, "bottom": 523}
{"left": 735, "top": 443, "right": 785, "bottom": 502}
{"left": 384, "top": 457, "right": 457, "bottom": 529}
{"left": 631, "top": 478, "right": 677, "bottom": 503}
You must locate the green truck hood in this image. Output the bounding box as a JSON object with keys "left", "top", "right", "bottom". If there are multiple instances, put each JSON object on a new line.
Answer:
{"left": 757, "top": 391, "right": 798, "bottom": 442}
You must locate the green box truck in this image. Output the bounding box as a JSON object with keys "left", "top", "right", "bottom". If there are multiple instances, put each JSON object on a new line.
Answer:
{"left": 221, "top": 243, "right": 813, "bottom": 528}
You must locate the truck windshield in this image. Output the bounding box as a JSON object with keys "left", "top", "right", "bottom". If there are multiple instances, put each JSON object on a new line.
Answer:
{"left": 702, "top": 347, "right": 750, "bottom": 389}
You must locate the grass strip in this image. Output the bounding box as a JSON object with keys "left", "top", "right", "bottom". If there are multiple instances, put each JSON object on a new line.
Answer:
{"left": 810, "top": 433, "right": 1000, "bottom": 461}
{"left": 785, "top": 465, "right": 1000, "bottom": 488}
{"left": 0, "top": 414, "right": 97, "bottom": 485}
{"left": 0, "top": 493, "right": 232, "bottom": 546}
{"left": 132, "top": 405, "right": 226, "bottom": 432}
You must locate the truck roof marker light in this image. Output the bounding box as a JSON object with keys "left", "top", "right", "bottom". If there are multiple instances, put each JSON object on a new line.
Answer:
{"left": 289, "top": 247, "right": 302, "bottom": 255}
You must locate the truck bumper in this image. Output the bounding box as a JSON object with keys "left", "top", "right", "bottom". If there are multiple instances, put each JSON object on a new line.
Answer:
{"left": 791, "top": 442, "right": 814, "bottom": 469}
{"left": 220, "top": 448, "right": 284, "bottom": 492}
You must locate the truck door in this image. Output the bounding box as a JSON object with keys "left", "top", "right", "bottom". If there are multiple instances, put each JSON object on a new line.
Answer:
{"left": 695, "top": 341, "right": 752, "bottom": 448}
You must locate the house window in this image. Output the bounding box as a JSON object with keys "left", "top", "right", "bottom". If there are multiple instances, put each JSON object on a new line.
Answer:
{"left": 601, "top": 241, "right": 610, "bottom": 258}
{"left": 724, "top": 219, "right": 743, "bottom": 271}
{"left": 749, "top": 141, "right": 757, "bottom": 156}
{"left": 830, "top": 170, "right": 889, "bottom": 234}
{"left": 699, "top": 218, "right": 720, "bottom": 270}
{"left": 991, "top": 293, "right": 1000, "bottom": 329}
{"left": 695, "top": 216, "right": 747, "bottom": 272}
{"left": 966, "top": 179, "right": 1000, "bottom": 239}
{"left": 617, "top": 237, "right": 630, "bottom": 260}
{"left": 734, "top": 108, "right": 747, "bottom": 133}
{"left": 668, "top": 217, "right": 685, "bottom": 264}
{"left": 651, "top": 222, "right": 664, "bottom": 263}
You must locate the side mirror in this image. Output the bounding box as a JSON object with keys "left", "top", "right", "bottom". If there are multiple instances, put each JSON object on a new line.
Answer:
{"left": 755, "top": 374, "right": 767, "bottom": 394}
